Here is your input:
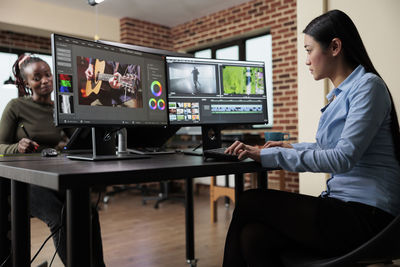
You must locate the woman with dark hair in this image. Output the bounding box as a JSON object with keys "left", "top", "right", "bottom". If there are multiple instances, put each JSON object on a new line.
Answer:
{"left": 222, "top": 9, "right": 400, "bottom": 267}
{"left": 0, "top": 55, "right": 106, "bottom": 266}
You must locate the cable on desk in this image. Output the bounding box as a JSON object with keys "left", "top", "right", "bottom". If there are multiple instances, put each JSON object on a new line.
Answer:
{"left": 192, "top": 142, "right": 202, "bottom": 151}
{"left": 103, "top": 127, "right": 123, "bottom": 142}
{"left": 0, "top": 253, "right": 10, "bottom": 267}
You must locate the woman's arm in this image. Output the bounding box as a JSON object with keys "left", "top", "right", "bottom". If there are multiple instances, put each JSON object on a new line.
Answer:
{"left": 291, "top": 142, "right": 319, "bottom": 151}
{"left": 260, "top": 76, "right": 391, "bottom": 173}
{"left": 0, "top": 100, "right": 39, "bottom": 154}
{"left": 0, "top": 100, "right": 20, "bottom": 154}
{"left": 262, "top": 141, "right": 319, "bottom": 150}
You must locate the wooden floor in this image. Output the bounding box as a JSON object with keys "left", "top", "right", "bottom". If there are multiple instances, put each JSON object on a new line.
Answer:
{"left": 31, "top": 187, "right": 233, "bottom": 267}
{"left": 28, "top": 186, "right": 400, "bottom": 267}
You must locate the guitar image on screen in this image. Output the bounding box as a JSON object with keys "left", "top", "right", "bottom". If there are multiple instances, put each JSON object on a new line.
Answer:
{"left": 85, "top": 59, "right": 138, "bottom": 97}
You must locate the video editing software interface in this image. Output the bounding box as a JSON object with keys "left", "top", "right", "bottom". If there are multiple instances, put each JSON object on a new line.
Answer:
{"left": 166, "top": 57, "right": 268, "bottom": 126}
{"left": 52, "top": 34, "right": 168, "bottom": 127}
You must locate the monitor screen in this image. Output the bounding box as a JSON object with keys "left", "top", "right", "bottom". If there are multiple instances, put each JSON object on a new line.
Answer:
{"left": 51, "top": 34, "right": 168, "bottom": 127}
{"left": 166, "top": 57, "right": 269, "bottom": 126}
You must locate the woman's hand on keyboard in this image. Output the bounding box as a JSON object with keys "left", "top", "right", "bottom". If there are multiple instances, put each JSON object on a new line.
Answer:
{"left": 225, "top": 141, "right": 261, "bottom": 162}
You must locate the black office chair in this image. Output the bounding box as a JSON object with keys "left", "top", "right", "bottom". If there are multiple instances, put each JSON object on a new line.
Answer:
{"left": 142, "top": 180, "right": 185, "bottom": 209}
{"left": 102, "top": 184, "right": 149, "bottom": 204}
{"left": 280, "top": 212, "right": 400, "bottom": 267}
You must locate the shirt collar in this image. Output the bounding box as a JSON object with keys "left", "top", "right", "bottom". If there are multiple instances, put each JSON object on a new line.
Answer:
{"left": 325, "top": 65, "right": 365, "bottom": 101}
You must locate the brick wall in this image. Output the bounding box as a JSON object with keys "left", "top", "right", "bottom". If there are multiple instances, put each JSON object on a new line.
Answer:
{"left": 120, "top": 18, "right": 173, "bottom": 51}
{"left": 0, "top": 0, "right": 299, "bottom": 192}
{"left": 0, "top": 30, "right": 51, "bottom": 53}
{"left": 120, "top": 0, "right": 299, "bottom": 192}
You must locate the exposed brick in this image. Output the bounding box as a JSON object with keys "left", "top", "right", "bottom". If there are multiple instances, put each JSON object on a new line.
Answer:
{"left": 0, "top": 30, "right": 51, "bottom": 53}
{"left": 117, "top": 0, "right": 299, "bottom": 191}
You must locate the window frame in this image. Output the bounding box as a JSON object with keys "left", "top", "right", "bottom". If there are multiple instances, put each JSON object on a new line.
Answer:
{"left": 189, "top": 31, "right": 274, "bottom": 129}
{"left": 188, "top": 31, "right": 270, "bottom": 60}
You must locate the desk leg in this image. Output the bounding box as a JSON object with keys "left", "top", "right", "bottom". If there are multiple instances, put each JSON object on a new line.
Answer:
{"left": 66, "top": 188, "right": 91, "bottom": 267}
{"left": 257, "top": 171, "right": 268, "bottom": 190}
{"left": 0, "top": 178, "right": 11, "bottom": 267}
{"left": 185, "top": 178, "right": 197, "bottom": 267}
{"left": 224, "top": 175, "right": 230, "bottom": 207}
{"left": 234, "top": 173, "right": 244, "bottom": 206}
{"left": 11, "top": 181, "right": 30, "bottom": 267}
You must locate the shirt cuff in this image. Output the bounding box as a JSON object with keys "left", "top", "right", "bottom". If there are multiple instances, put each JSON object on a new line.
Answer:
{"left": 260, "top": 148, "right": 280, "bottom": 169}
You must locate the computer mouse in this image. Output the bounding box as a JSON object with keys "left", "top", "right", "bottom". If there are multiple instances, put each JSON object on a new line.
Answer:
{"left": 41, "top": 148, "right": 58, "bottom": 157}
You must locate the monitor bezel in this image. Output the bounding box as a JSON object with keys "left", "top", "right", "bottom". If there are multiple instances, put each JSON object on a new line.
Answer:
{"left": 51, "top": 33, "right": 169, "bottom": 128}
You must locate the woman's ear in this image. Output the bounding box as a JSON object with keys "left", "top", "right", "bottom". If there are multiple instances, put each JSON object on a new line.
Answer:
{"left": 330, "top": 38, "right": 342, "bottom": 57}
{"left": 24, "top": 80, "right": 30, "bottom": 90}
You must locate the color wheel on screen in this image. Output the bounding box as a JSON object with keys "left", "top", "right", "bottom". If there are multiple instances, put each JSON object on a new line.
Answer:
{"left": 157, "top": 99, "right": 165, "bottom": 110}
{"left": 149, "top": 98, "right": 157, "bottom": 110}
{"left": 151, "top": 81, "right": 162, "bottom": 96}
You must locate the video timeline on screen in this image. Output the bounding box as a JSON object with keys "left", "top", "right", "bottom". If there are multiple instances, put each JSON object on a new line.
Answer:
{"left": 211, "top": 104, "right": 263, "bottom": 114}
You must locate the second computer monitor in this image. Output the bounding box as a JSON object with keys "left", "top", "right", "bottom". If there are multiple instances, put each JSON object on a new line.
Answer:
{"left": 166, "top": 57, "right": 269, "bottom": 126}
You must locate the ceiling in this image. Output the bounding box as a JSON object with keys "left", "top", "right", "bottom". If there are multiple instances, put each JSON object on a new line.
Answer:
{"left": 37, "top": 0, "right": 251, "bottom": 27}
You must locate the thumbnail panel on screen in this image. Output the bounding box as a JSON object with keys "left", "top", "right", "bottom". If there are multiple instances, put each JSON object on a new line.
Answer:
{"left": 222, "top": 65, "right": 265, "bottom": 96}
{"left": 169, "top": 101, "right": 200, "bottom": 123}
{"left": 75, "top": 56, "right": 143, "bottom": 108}
{"left": 167, "top": 63, "right": 217, "bottom": 95}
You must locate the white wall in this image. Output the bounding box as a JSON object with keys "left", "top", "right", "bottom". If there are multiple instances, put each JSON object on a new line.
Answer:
{"left": 297, "top": 0, "right": 327, "bottom": 196}
{"left": 297, "top": 0, "right": 400, "bottom": 196}
{"left": 0, "top": 0, "right": 120, "bottom": 41}
{"left": 327, "top": 0, "right": 400, "bottom": 111}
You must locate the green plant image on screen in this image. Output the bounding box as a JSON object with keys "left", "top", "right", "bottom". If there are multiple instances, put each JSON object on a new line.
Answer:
{"left": 222, "top": 66, "right": 265, "bottom": 95}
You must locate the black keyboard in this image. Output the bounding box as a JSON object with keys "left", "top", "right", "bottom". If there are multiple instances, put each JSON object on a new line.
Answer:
{"left": 127, "top": 148, "right": 176, "bottom": 155}
{"left": 203, "top": 147, "right": 240, "bottom": 161}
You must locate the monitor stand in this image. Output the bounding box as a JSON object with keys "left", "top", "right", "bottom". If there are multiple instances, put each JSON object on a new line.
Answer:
{"left": 183, "top": 125, "right": 221, "bottom": 156}
{"left": 67, "top": 127, "right": 150, "bottom": 161}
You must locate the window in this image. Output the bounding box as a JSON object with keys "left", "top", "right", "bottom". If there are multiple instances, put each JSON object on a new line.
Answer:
{"left": 0, "top": 52, "right": 19, "bottom": 116}
{"left": 194, "top": 49, "right": 212, "bottom": 59}
{"left": 216, "top": 45, "right": 239, "bottom": 60}
{"left": 189, "top": 33, "right": 273, "bottom": 128}
{"left": 0, "top": 48, "right": 53, "bottom": 117}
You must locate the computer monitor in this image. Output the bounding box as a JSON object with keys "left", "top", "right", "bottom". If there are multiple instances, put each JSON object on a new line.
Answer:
{"left": 95, "top": 39, "right": 193, "bottom": 152}
{"left": 166, "top": 57, "right": 269, "bottom": 150}
{"left": 52, "top": 34, "right": 168, "bottom": 160}
{"left": 166, "top": 57, "right": 268, "bottom": 126}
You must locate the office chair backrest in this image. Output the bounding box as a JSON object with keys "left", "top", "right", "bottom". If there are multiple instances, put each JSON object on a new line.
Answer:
{"left": 281, "top": 212, "right": 400, "bottom": 267}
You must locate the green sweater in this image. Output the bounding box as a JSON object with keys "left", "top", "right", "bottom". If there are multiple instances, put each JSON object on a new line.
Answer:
{"left": 0, "top": 97, "right": 65, "bottom": 154}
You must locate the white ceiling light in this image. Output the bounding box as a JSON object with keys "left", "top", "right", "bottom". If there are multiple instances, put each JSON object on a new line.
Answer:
{"left": 88, "top": 0, "right": 104, "bottom": 6}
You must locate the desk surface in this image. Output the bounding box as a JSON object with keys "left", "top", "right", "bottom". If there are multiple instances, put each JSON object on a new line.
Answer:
{"left": 0, "top": 153, "right": 265, "bottom": 191}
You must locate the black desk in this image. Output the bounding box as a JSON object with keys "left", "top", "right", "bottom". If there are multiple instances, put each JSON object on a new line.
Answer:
{"left": 0, "top": 153, "right": 267, "bottom": 267}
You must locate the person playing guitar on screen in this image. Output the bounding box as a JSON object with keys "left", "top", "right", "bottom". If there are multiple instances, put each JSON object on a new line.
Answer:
{"left": 85, "top": 58, "right": 141, "bottom": 108}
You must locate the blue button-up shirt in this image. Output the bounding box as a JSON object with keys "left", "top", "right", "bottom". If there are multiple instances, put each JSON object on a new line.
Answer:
{"left": 261, "top": 65, "right": 400, "bottom": 216}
